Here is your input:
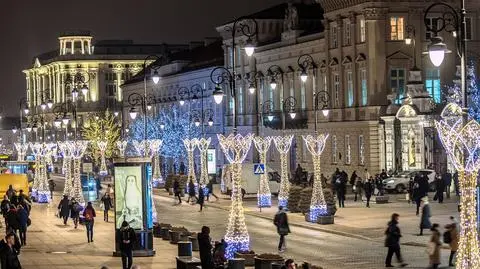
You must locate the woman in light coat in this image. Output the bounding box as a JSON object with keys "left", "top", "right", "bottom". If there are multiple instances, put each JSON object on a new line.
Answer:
{"left": 428, "top": 223, "right": 441, "bottom": 269}
{"left": 445, "top": 223, "right": 458, "bottom": 267}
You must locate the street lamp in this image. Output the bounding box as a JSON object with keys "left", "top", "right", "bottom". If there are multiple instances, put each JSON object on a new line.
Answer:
{"left": 267, "top": 65, "right": 283, "bottom": 91}
{"left": 65, "top": 72, "right": 90, "bottom": 100}
{"left": 282, "top": 96, "right": 297, "bottom": 123}
{"left": 212, "top": 85, "right": 225, "bottom": 105}
{"left": 129, "top": 106, "right": 139, "bottom": 120}
{"left": 298, "top": 54, "right": 317, "bottom": 83}
{"left": 261, "top": 100, "right": 274, "bottom": 124}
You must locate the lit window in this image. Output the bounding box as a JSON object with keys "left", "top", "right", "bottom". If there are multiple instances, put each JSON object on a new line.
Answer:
{"left": 344, "top": 21, "right": 351, "bottom": 45}
{"left": 346, "top": 71, "right": 353, "bottom": 107}
{"left": 345, "top": 135, "right": 351, "bottom": 164}
{"left": 360, "top": 18, "right": 366, "bottom": 43}
{"left": 361, "top": 69, "right": 367, "bottom": 106}
{"left": 359, "top": 135, "right": 365, "bottom": 165}
{"left": 390, "top": 68, "right": 406, "bottom": 104}
{"left": 331, "top": 26, "right": 338, "bottom": 48}
{"left": 332, "top": 135, "right": 337, "bottom": 164}
{"left": 334, "top": 74, "right": 340, "bottom": 107}
{"left": 425, "top": 68, "right": 441, "bottom": 103}
{"left": 390, "top": 17, "right": 404, "bottom": 40}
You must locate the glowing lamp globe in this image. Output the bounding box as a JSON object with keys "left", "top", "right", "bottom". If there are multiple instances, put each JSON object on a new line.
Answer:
{"left": 129, "top": 108, "right": 138, "bottom": 120}
{"left": 26, "top": 126, "right": 32, "bottom": 133}
{"left": 147, "top": 104, "right": 152, "bottom": 111}
{"left": 12, "top": 128, "right": 17, "bottom": 134}
{"left": 322, "top": 109, "right": 330, "bottom": 117}
{"left": 270, "top": 79, "right": 277, "bottom": 90}
{"left": 194, "top": 119, "right": 201, "bottom": 127}
{"left": 208, "top": 117, "right": 214, "bottom": 126}
{"left": 426, "top": 36, "right": 450, "bottom": 67}
{"left": 72, "top": 88, "right": 79, "bottom": 99}
{"left": 152, "top": 70, "right": 160, "bottom": 84}
{"left": 62, "top": 115, "right": 70, "bottom": 125}
{"left": 405, "top": 37, "right": 412, "bottom": 45}
{"left": 23, "top": 107, "right": 29, "bottom": 115}
{"left": 160, "top": 123, "right": 165, "bottom": 129}
{"left": 244, "top": 41, "right": 255, "bottom": 57}
{"left": 32, "top": 124, "right": 38, "bottom": 132}
{"left": 212, "top": 86, "right": 224, "bottom": 104}
{"left": 54, "top": 118, "right": 62, "bottom": 128}
{"left": 114, "top": 111, "right": 119, "bottom": 117}
{"left": 47, "top": 99, "right": 53, "bottom": 109}
{"left": 300, "top": 70, "right": 308, "bottom": 83}
{"left": 289, "top": 112, "right": 296, "bottom": 119}
{"left": 267, "top": 115, "right": 274, "bottom": 122}
{"left": 248, "top": 84, "right": 256, "bottom": 94}
{"left": 40, "top": 102, "right": 47, "bottom": 111}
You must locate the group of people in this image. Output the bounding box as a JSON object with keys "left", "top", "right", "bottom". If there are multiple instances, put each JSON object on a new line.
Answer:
{"left": 57, "top": 195, "right": 97, "bottom": 243}
{"left": 173, "top": 178, "right": 218, "bottom": 212}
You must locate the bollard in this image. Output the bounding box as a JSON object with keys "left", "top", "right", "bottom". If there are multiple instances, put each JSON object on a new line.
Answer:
{"left": 271, "top": 262, "right": 283, "bottom": 269}
{"left": 189, "top": 236, "right": 199, "bottom": 251}
{"left": 228, "top": 258, "right": 245, "bottom": 269}
{"left": 177, "top": 241, "right": 192, "bottom": 257}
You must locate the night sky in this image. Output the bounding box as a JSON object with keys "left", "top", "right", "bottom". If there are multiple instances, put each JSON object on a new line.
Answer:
{"left": 0, "top": 0, "right": 284, "bottom": 116}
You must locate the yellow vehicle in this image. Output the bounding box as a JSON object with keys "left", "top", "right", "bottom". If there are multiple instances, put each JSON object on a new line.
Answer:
{"left": 0, "top": 174, "right": 30, "bottom": 196}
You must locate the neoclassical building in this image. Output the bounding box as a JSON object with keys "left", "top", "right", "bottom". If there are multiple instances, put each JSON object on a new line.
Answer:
{"left": 23, "top": 31, "right": 187, "bottom": 138}
{"left": 214, "top": 0, "right": 480, "bottom": 176}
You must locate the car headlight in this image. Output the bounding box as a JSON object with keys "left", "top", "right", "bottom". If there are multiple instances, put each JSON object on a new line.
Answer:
{"left": 387, "top": 180, "right": 394, "bottom": 184}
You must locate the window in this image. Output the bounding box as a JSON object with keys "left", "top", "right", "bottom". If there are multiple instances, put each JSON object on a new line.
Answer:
{"left": 390, "top": 16, "right": 404, "bottom": 40}
{"left": 359, "top": 135, "right": 365, "bottom": 165}
{"left": 344, "top": 21, "right": 351, "bottom": 45}
{"left": 360, "top": 18, "right": 366, "bottom": 42}
{"left": 322, "top": 73, "right": 327, "bottom": 92}
{"left": 331, "top": 26, "right": 338, "bottom": 48}
{"left": 106, "top": 84, "right": 116, "bottom": 97}
{"left": 361, "top": 69, "right": 368, "bottom": 106}
{"left": 346, "top": 71, "right": 353, "bottom": 107}
{"left": 300, "top": 80, "right": 306, "bottom": 110}
{"left": 466, "top": 17, "right": 473, "bottom": 40}
{"left": 390, "top": 68, "right": 406, "bottom": 104}
{"left": 332, "top": 135, "right": 337, "bottom": 164}
{"left": 425, "top": 68, "right": 441, "bottom": 103}
{"left": 228, "top": 47, "right": 234, "bottom": 68}
{"left": 425, "top": 18, "right": 439, "bottom": 40}
{"left": 238, "top": 86, "right": 243, "bottom": 114}
{"left": 334, "top": 74, "right": 340, "bottom": 107}
{"left": 345, "top": 135, "right": 351, "bottom": 165}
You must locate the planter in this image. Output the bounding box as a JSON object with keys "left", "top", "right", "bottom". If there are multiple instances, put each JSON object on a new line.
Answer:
{"left": 375, "top": 196, "right": 389, "bottom": 204}
{"left": 235, "top": 252, "right": 256, "bottom": 266}
{"left": 161, "top": 228, "right": 171, "bottom": 240}
{"left": 153, "top": 225, "right": 162, "bottom": 238}
{"left": 254, "top": 256, "right": 284, "bottom": 269}
{"left": 304, "top": 214, "right": 334, "bottom": 225}
{"left": 179, "top": 233, "right": 189, "bottom": 242}
{"left": 169, "top": 230, "right": 180, "bottom": 244}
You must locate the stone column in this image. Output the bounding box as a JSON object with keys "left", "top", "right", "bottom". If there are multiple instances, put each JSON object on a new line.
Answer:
{"left": 81, "top": 39, "right": 85, "bottom": 54}
{"left": 71, "top": 40, "right": 74, "bottom": 55}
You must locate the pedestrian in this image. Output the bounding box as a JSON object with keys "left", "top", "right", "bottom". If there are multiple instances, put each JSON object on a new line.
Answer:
{"left": 83, "top": 201, "right": 96, "bottom": 243}
{"left": 334, "top": 174, "right": 345, "bottom": 208}
{"left": 5, "top": 206, "right": 19, "bottom": 235}
{"left": 380, "top": 169, "right": 388, "bottom": 180}
{"left": 273, "top": 206, "right": 290, "bottom": 252}
{"left": 283, "top": 259, "right": 296, "bottom": 269}
{"left": 101, "top": 193, "right": 113, "bottom": 222}
{"left": 453, "top": 171, "right": 459, "bottom": 196}
{"left": 173, "top": 179, "right": 182, "bottom": 204}
{"left": 198, "top": 226, "right": 214, "bottom": 269}
{"left": 206, "top": 179, "right": 218, "bottom": 201}
{"left": 364, "top": 168, "right": 370, "bottom": 183}
{"left": 354, "top": 176, "right": 363, "bottom": 202}
{"left": 364, "top": 178, "right": 374, "bottom": 208}
{"left": 48, "top": 179, "right": 56, "bottom": 199}
{"left": 5, "top": 186, "right": 14, "bottom": 201}
{"left": 9, "top": 191, "right": 18, "bottom": 207}
{"left": 434, "top": 176, "right": 444, "bottom": 203}
{"left": 0, "top": 233, "right": 21, "bottom": 269}
{"left": 179, "top": 162, "right": 186, "bottom": 175}
{"left": 428, "top": 223, "right": 441, "bottom": 269}
{"left": 443, "top": 171, "right": 452, "bottom": 199}
{"left": 16, "top": 205, "right": 28, "bottom": 246}
{"left": 197, "top": 186, "right": 205, "bottom": 212}
{"left": 105, "top": 184, "right": 114, "bottom": 199}
{"left": 95, "top": 176, "right": 102, "bottom": 200}
{"left": 407, "top": 178, "right": 414, "bottom": 204}
{"left": 349, "top": 170, "right": 357, "bottom": 190}
{"left": 187, "top": 180, "right": 197, "bottom": 204}
{"left": 444, "top": 222, "right": 458, "bottom": 267}
{"left": 419, "top": 197, "right": 432, "bottom": 236}
{"left": 58, "top": 195, "right": 70, "bottom": 225}
{"left": 1, "top": 196, "right": 10, "bottom": 226}
{"left": 384, "top": 213, "right": 408, "bottom": 268}
{"left": 17, "top": 190, "right": 31, "bottom": 213}
{"left": 118, "top": 221, "right": 136, "bottom": 269}
{"left": 70, "top": 198, "right": 81, "bottom": 229}
{"left": 412, "top": 174, "right": 422, "bottom": 215}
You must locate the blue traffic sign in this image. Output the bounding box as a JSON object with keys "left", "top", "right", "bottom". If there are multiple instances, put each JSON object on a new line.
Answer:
{"left": 253, "top": 163, "right": 265, "bottom": 175}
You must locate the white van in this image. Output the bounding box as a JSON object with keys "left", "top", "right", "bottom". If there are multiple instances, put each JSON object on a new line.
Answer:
{"left": 221, "top": 164, "right": 280, "bottom": 196}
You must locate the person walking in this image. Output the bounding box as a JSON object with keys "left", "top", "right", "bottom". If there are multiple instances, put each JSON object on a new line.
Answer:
{"left": 197, "top": 186, "right": 205, "bottom": 212}
{"left": 48, "top": 179, "right": 56, "bottom": 199}
{"left": 17, "top": 190, "right": 31, "bottom": 213}
{"left": 5, "top": 186, "right": 14, "bottom": 201}
{"left": 354, "top": 176, "right": 363, "bottom": 202}
{"left": 349, "top": 170, "right": 357, "bottom": 190}
{"left": 443, "top": 171, "right": 452, "bottom": 199}
{"left": 16, "top": 205, "right": 28, "bottom": 246}
{"left": 434, "top": 176, "right": 444, "bottom": 203}
{"left": 364, "top": 178, "right": 374, "bottom": 208}
{"left": 5, "top": 206, "right": 19, "bottom": 235}
{"left": 334, "top": 175, "right": 346, "bottom": 208}
{"left": 273, "top": 206, "right": 290, "bottom": 252}
{"left": 187, "top": 180, "right": 197, "bottom": 204}
{"left": 58, "top": 195, "right": 70, "bottom": 225}
{"left": 419, "top": 197, "right": 432, "bottom": 236}
{"left": 364, "top": 168, "right": 370, "bottom": 183}
{"left": 206, "top": 180, "right": 218, "bottom": 202}
{"left": 444, "top": 222, "right": 458, "bottom": 267}
{"left": 1, "top": 196, "right": 10, "bottom": 227}
{"left": 118, "top": 221, "right": 136, "bottom": 269}
{"left": 428, "top": 223, "right": 441, "bottom": 269}
{"left": 83, "top": 202, "right": 96, "bottom": 243}
{"left": 384, "top": 213, "right": 407, "bottom": 268}
{"left": 0, "top": 233, "right": 21, "bottom": 269}
{"left": 70, "top": 198, "right": 81, "bottom": 229}
{"left": 412, "top": 174, "right": 422, "bottom": 215}
{"left": 173, "top": 179, "right": 182, "bottom": 205}
{"left": 198, "top": 226, "right": 214, "bottom": 269}
{"left": 101, "top": 193, "right": 113, "bottom": 222}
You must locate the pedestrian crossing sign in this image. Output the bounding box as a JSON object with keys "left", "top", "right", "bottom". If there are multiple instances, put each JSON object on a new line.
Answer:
{"left": 254, "top": 163, "right": 265, "bottom": 175}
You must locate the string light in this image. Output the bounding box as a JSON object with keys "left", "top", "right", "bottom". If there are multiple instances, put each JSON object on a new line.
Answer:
{"left": 253, "top": 136, "right": 273, "bottom": 208}
{"left": 303, "top": 134, "right": 329, "bottom": 222}
{"left": 132, "top": 140, "right": 150, "bottom": 157}
{"left": 14, "top": 143, "right": 28, "bottom": 161}
{"left": 183, "top": 139, "right": 197, "bottom": 185}
{"left": 217, "top": 133, "right": 253, "bottom": 259}
{"left": 435, "top": 103, "right": 480, "bottom": 269}
{"left": 196, "top": 138, "right": 211, "bottom": 195}
{"left": 68, "top": 141, "right": 89, "bottom": 205}
{"left": 116, "top": 140, "right": 128, "bottom": 158}
{"left": 273, "top": 135, "right": 294, "bottom": 208}
{"left": 149, "top": 139, "right": 163, "bottom": 187}
{"left": 58, "top": 142, "right": 73, "bottom": 197}
{"left": 97, "top": 141, "right": 108, "bottom": 176}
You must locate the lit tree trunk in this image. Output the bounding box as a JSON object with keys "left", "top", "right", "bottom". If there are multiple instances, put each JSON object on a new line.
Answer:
{"left": 253, "top": 136, "right": 273, "bottom": 208}
{"left": 274, "top": 135, "right": 294, "bottom": 208}
{"left": 197, "top": 138, "right": 211, "bottom": 195}
{"left": 63, "top": 157, "right": 72, "bottom": 197}
{"left": 71, "top": 158, "right": 85, "bottom": 204}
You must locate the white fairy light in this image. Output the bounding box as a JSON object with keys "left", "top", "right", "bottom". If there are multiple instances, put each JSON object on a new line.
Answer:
{"left": 132, "top": 140, "right": 150, "bottom": 157}
{"left": 302, "top": 134, "right": 329, "bottom": 222}
{"left": 196, "top": 138, "right": 211, "bottom": 194}
{"left": 68, "top": 141, "right": 89, "bottom": 205}
{"left": 97, "top": 141, "right": 108, "bottom": 176}
{"left": 149, "top": 139, "right": 163, "bottom": 187}
{"left": 14, "top": 143, "right": 28, "bottom": 161}
{"left": 253, "top": 136, "right": 273, "bottom": 208}
{"left": 273, "top": 135, "right": 294, "bottom": 208}
{"left": 217, "top": 133, "right": 253, "bottom": 259}
{"left": 183, "top": 138, "right": 198, "bottom": 185}
{"left": 58, "top": 142, "right": 73, "bottom": 197}
{"left": 116, "top": 140, "right": 128, "bottom": 158}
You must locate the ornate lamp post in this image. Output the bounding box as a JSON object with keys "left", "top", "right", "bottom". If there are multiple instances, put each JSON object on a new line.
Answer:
{"left": 209, "top": 16, "right": 257, "bottom": 258}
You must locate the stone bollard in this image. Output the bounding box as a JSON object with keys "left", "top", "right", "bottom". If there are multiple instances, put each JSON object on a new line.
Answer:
{"left": 178, "top": 241, "right": 192, "bottom": 257}
{"left": 228, "top": 258, "right": 245, "bottom": 269}
{"left": 189, "top": 236, "right": 199, "bottom": 251}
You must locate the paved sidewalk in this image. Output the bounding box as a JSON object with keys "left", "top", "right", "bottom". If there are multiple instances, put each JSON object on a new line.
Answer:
{"left": 19, "top": 192, "right": 184, "bottom": 269}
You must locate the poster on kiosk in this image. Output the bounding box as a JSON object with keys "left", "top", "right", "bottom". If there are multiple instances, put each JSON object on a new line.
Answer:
{"left": 113, "top": 158, "right": 155, "bottom": 257}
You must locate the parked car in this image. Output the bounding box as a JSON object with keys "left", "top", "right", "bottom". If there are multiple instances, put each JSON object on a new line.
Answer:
{"left": 383, "top": 169, "right": 437, "bottom": 193}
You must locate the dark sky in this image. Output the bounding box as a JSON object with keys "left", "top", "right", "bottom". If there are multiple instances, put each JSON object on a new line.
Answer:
{"left": 0, "top": 0, "right": 284, "bottom": 116}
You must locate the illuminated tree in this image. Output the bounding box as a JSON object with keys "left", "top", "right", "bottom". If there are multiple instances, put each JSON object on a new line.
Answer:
{"left": 82, "top": 110, "right": 121, "bottom": 164}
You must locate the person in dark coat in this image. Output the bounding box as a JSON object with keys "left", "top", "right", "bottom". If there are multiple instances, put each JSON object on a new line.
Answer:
{"left": 48, "top": 179, "right": 56, "bottom": 199}
{"left": 412, "top": 174, "right": 422, "bottom": 215}
{"left": 434, "top": 176, "right": 444, "bottom": 203}
{"left": 419, "top": 197, "right": 432, "bottom": 236}
{"left": 83, "top": 202, "right": 96, "bottom": 243}
{"left": 186, "top": 180, "right": 197, "bottom": 204}
{"left": 118, "top": 221, "right": 136, "bottom": 269}
{"left": 274, "top": 206, "right": 290, "bottom": 252}
{"left": 17, "top": 191, "right": 30, "bottom": 213}
{"left": 385, "top": 213, "right": 407, "bottom": 267}
{"left": 0, "top": 233, "right": 21, "bottom": 269}
{"left": 5, "top": 186, "right": 14, "bottom": 201}
{"left": 349, "top": 171, "right": 357, "bottom": 187}
{"left": 443, "top": 171, "right": 452, "bottom": 199}
{"left": 206, "top": 180, "right": 218, "bottom": 201}
{"left": 16, "top": 205, "right": 28, "bottom": 246}
{"left": 57, "top": 195, "right": 70, "bottom": 225}
{"left": 198, "top": 226, "right": 214, "bottom": 269}
{"left": 364, "top": 179, "right": 374, "bottom": 208}
{"left": 179, "top": 162, "right": 186, "bottom": 175}
{"left": 334, "top": 174, "right": 346, "bottom": 208}
{"left": 1, "top": 196, "right": 10, "bottom": 219}
{"left": 453, "top": 171, "right": 459, "bottom": 196}
{"left": 5, "top": 206, "right": 19, "bottom": 235}
{"left": 197, "top": 187, "right": 205, "bottom": 212}
{"left": 69, "top": 198, "right": 81, "bottom": 229}
{"left": 101, "top": 193, "right": 113, "bottom": 222}
{"left": 173, "top": 179, "right": 182, "bottom": 204}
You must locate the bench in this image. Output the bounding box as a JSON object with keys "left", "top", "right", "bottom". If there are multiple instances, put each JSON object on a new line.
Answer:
{"left": 176, "top": 256, "right": 201, "bottom": 269}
